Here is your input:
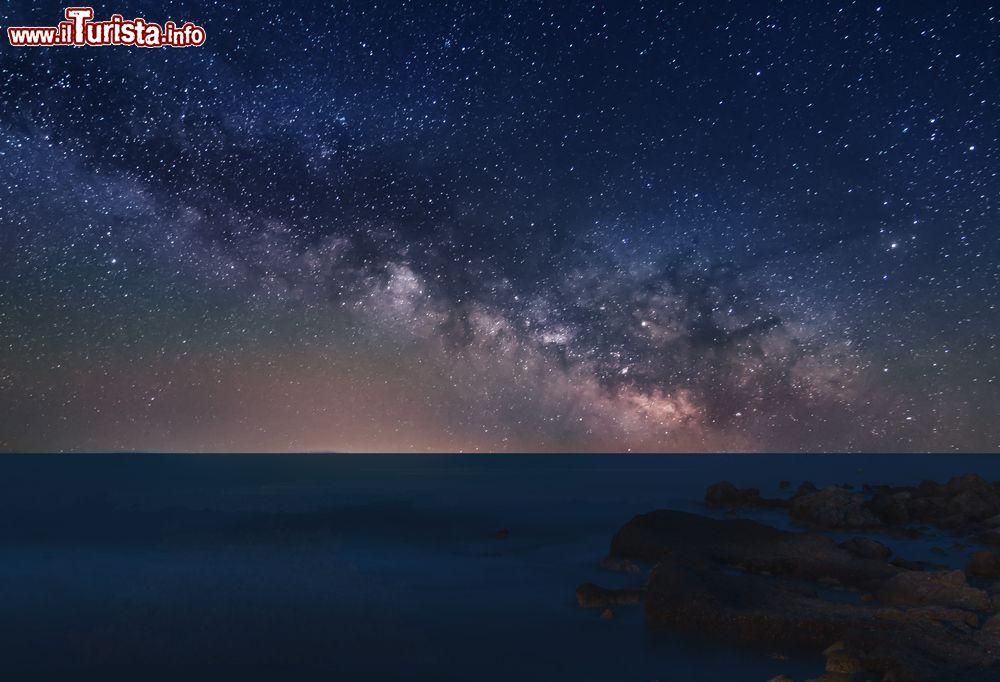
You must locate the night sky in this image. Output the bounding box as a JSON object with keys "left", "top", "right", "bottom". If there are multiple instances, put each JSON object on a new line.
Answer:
{"left": 0, "top": 1, "right": 997, "bottom": 453}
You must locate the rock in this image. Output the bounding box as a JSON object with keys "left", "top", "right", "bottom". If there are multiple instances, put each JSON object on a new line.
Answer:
{"left": 767, "top": 676, "right": 793, "bottom": 682}
{"left": 705, "top": 481, "right": 755, "bottom": 506}
{"left": 874, "top": 606, "right": 978, "bottom": 628}
{"left": 982, "top": 613, "right": 1000, "bottom": 632}
{"left": 575, "top": 582, "right": 642, "bottom": 608}
{"left": 869, "top": 490, "right": 912, "bottom": 525}
{"left": 945, "top": 474, "right": 996, "bottom": 498}
{"left": 600, "top": 608, "right": 614, "bottom": 620}
{"left": 790, "top": 486, "right": 880, "bottom": 530}
{"left": 646, "top": 562, "right": 997, "bottom": 679}
{"left": 606, "top": 507, "right": 1000, "bottom": 681}
{"left": 836, "top": 623, "right": 1000, "bottom": 682}
{"left": 610, "top": 510, "right": 896, "bottom": 592}
{"left": 704, "top": 481, "right": 789, "bottom": 509}
{"left": 877, "top": 570, "right": 991, "bottom": 612}
{"left": 891, "top": 557, "right": 929, "bottom": 571}
{"left": 869, "top": 475, "right": 1000, "bottom": 533}
{"left": 968, "top": 551, "right": 1000, "bottom": 579}
{"left": 824, "top": 641, "right": 865, "bottom": 674}
{"left": 795, "top": 481, "right": 819, "bottom": 497}
{"left": 599, "top": 556, "right": 642, "bottom": 574}
{"left": 839, "top": 537, "right": 892, "bottom": 561}
{"left": 644, "top": 560, "right": 873, "bottom": 647}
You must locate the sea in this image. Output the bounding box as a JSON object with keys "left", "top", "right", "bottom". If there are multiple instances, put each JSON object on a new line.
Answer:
{"left": 1, "top": 453, "right": 998, "bottom": 681}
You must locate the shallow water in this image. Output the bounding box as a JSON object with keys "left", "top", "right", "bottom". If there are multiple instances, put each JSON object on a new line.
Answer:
{"left": 1, "top": 453, "right": 998, "bottom": 681}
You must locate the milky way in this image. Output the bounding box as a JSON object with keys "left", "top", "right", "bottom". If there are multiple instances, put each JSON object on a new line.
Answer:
{"left": 0, "top": 1, "right": 997, "bottom": 452}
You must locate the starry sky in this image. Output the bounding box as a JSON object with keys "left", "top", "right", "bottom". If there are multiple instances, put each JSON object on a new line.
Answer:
{"left": 0, "top": 0, "right": 997, "bottom": 453}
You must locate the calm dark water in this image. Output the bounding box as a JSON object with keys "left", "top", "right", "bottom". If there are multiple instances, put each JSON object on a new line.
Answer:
{"left": 1, "top": 453, "right": 998, "bottom": 681}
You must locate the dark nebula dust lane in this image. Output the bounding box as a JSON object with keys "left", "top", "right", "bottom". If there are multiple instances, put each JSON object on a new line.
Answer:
{"left": 0, "top": 0, "right": 997, "bottom": 452}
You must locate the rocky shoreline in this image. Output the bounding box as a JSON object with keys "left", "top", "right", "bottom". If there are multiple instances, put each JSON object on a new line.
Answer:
{"left": 579, "top": 475, "right": 1000, "bottom": 681}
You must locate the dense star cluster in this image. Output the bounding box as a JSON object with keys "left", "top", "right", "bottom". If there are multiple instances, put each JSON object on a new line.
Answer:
{"left": 0, "top": 1, "right": 997, "bottom": 452}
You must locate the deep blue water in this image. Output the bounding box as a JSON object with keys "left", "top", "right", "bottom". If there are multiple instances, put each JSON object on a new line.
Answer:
{"left": 1, "top": 453, "right": 999, "bottom": 681}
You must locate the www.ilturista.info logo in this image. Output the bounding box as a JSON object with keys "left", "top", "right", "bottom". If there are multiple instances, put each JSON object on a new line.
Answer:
{"left": 7, "top": 7, "right": 206, "bottom": 48}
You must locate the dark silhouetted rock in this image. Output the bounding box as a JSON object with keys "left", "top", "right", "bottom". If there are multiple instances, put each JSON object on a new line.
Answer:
{"left": 575, "top": 583, "right": 642, "bottom": 608}
{"left": 877, "top": 570, "right": 991, "bottom": 612}
{"left": 968, "top": 551, "right": 1000, "bottom": 579}
{"left": 790, "top": 486, "right": 880, "bottom": 530}
{"left": 611, "top": 510, "right": 896, "bottom": 592}
{"left": 602, "top": 506, "right": 1000, "bottom": 680}
{"left": 795, "top": 481, "right": 819, "bottom": 497}
{"left": 704, "top": 481, "right": 789, "bottom": 509}
{"left": 599, "top": 556, "right": 641, "bottom": 574}
{"left": 839, "top": 537, "right": 892, "bottom": 561}
{"left": 874, "top": 605, "right": 978, "bottom": 629}
{"left": 891, "top": 557, "right": 930, "bottom": 571}
{"left": 869, "top": 490, "right": 912, "bottom": 525}
{"left": 644, "top": 560, "right": 871, "bottom": 647}
{"left": 867, "top": 475, "right": 1000, "bottom": 535}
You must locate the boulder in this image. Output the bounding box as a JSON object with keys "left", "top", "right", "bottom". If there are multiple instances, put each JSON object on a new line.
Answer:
{"left": 876, "top": 570, "right": 991, "bottom": 612}
{"left": 790, "top": 487, "right": 880, "bottom": 530}
{"left": 968, "top": 551, "right": 1000, "bottom": 579}
{"left": 869, "top": 490, "right": 912, "bottom": 525}
{"left": 839, "top": 537, "right": 892, "bottom": 561}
